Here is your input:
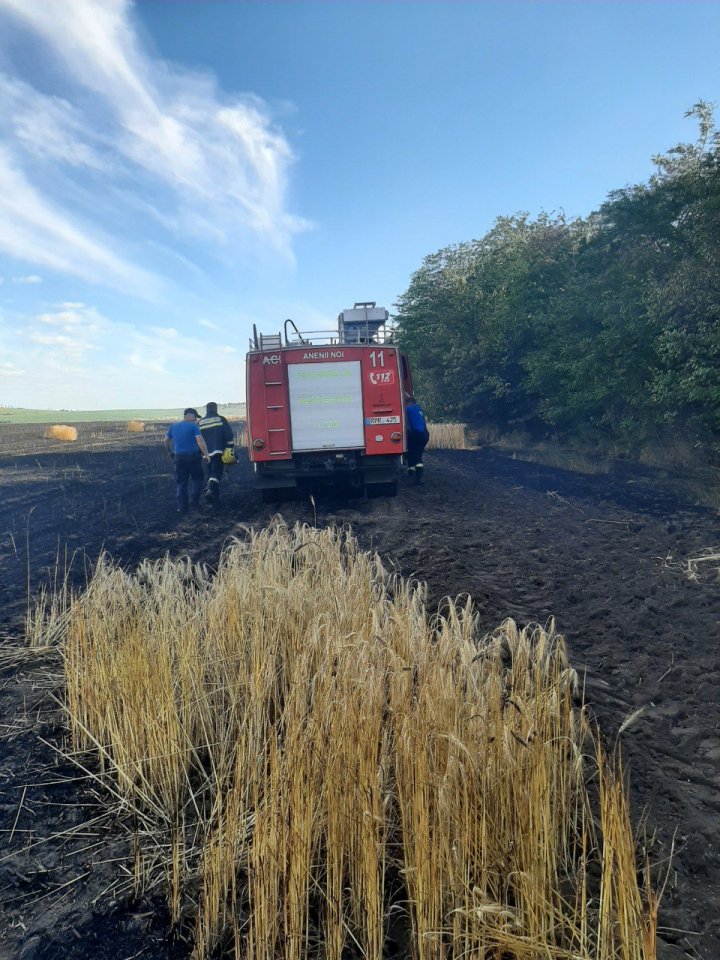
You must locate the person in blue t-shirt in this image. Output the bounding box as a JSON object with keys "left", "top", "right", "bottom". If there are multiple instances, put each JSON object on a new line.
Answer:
{"left": 164, "top": 408, "right": 210, "bottom": 513}
{"left": 405, "top": 395, "right": 430, "bottom": 484}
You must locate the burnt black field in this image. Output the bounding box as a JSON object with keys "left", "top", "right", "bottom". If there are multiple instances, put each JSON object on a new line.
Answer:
{"left": 1, "top": 423, "right": 719, "bottom": 960}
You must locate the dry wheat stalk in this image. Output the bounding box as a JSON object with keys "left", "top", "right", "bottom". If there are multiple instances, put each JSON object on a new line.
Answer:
{"left": 426, "top": 423, "right": 468, "bottom": 450}
{"left": 26, "top": 521, "right": 660, "bottom": 960}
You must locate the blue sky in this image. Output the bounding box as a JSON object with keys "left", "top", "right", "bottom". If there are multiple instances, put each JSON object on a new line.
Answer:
{"left": 0, "top": 0, "right": 718, "bottom": 409}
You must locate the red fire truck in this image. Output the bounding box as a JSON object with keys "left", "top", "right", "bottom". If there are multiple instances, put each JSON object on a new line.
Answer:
{"left": 246, "top": 303, "right": 413, "bottom": 500}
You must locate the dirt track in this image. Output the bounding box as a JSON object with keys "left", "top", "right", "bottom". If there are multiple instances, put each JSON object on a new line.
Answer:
{"left": 1, "top": 425, "right": 719, "bottom": 959}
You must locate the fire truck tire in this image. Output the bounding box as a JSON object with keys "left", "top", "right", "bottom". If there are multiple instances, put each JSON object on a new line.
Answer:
{"left": 366, "top": 480, "right": 398, "bottom": 499}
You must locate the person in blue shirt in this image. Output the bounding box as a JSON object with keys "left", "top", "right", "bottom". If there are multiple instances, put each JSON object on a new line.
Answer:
{"left": 405, "top": 395, "right": 430, "bottom": 484}
{"left": 163, "top": 408, "right": 210, "bottom": 513}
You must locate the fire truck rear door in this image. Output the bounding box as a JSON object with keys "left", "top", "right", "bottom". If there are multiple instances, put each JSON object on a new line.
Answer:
{"left": 288, "top": 361, "right": 364, "bottom": 451}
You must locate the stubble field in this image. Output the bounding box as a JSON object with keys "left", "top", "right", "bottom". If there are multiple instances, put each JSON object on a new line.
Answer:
{"left": 0, "top": 422, "right": 718, "bottom": 960}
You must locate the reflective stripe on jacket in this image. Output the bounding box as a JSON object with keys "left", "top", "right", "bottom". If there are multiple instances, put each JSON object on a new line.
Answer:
{"left": 198, "top": 414, "right": 234, "bottom": 454}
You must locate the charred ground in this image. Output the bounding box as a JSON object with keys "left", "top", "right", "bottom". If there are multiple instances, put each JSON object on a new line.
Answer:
{"left": 0, "top": 423, "right": 718, "bottom": 959}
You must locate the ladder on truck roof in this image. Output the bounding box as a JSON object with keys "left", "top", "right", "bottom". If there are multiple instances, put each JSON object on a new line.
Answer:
{"left": 250, "top": 319, "right": 309, "bottom": 350}
{"left": 250, "top": 328, "right": 281, "bottom": 350}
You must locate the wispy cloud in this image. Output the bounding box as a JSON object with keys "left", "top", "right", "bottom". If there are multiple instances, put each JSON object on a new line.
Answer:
{"left": 0, "top": 146, "right": 162, "bottom": 296}
{"left": 26, "top": 303, "right": 106, "bottom": 368}
{"left": 12, "top": 274, "right": 42, "bottom": 284}
{"left": 0, "top": 0, "right": 306, "bottom": 296}
{"left": 0, "top": 361, "right": 24, "bottom": 377}
{"left": 28, "top": 329, "right": 100, "bottom": 356}
{"left": 37, "top": 304, "right": 104, "bottom": 327}
{"left": 1, "top": 301, "right": 246, "bottom": 406}
{"left": 0, "top": 76, "right": 109, "bottom": 171}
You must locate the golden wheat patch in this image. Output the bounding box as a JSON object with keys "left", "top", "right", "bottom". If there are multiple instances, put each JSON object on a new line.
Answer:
{"left": 33, "top": 522, "right": 658, "bottom": 959}
{"left": 427, "top": 422, "right": 468, "bottom": 449}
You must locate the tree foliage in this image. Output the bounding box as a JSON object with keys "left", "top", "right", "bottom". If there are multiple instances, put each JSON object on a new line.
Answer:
{"left": 395, "top": 103, "right": 720, "bottom": 451}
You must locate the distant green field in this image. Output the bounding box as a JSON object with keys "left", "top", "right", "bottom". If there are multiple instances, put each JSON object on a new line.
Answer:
{"left": 0, "top": 403, "right": 246, "bottom": 425}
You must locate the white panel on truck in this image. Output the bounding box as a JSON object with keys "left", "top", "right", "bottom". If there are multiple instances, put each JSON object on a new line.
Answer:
{"left": 288, "top": 361, "right": 364, "bottom": 451}
{"left": 340, "top": 307, "right": 388, "bottom": 325}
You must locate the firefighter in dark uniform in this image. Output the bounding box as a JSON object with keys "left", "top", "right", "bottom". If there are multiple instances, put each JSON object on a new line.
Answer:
{"left": 199, "top": 402, "right": 235, "bottom": 502}
{"left": 405, "top": 394, "right": 430, "bottom": 484}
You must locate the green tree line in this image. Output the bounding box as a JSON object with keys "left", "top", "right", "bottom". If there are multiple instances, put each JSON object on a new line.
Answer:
{"left": 395, "top": 103, "right": 720, "bottom": 455}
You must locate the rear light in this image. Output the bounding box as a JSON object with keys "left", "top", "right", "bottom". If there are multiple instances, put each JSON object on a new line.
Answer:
{"left": 390, "top": 431, "right": 402, "bottom": 442}
{"left": 253, "top": 438, "right": 265, "bottom": 450}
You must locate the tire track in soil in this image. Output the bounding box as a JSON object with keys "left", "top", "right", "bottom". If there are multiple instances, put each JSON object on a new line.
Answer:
{"left": 1, "top": 435, "right": 719, "bottom": 959}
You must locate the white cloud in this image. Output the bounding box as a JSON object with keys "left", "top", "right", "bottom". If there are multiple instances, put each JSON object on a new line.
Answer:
{"left": 0, "top": 75, "right": 109, "bottom": 171}
{"left": 28, "top": 330, "right": 99, "bottom": 352}
{"left": 0, "top": 360, "right": 24, "bottom": 376}
{"left": 198, "top": 318, "right": 219, "bottom": 331}
{"left": 1, "top": 300, "right": 247, "bottom": 406}
{"left": 37, "top": 304, "right": 104, "bottom": 329}
{"left": 0, "top": 150, "right": 160, "bottom": 295}
{"left": 0, "top": 0, "right": 307, "bottom": 295}
{"left": 24, "top": 304, "right": 106, "bottom": 369}
{"left": 150, "top": 326, "right": 178, "bottom": 339}
{"left": 12, "top": 274, "right": 42, "bottom": 284}
{"left": 128, "top": 350, "right": 167, "bottom": 375}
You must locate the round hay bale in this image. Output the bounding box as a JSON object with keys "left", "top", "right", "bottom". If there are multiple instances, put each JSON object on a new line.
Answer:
{"left": 44, "top": 424, "right": 78, "bottom": 442}
{"left": 127, "top": 420, "right": 146, "bottom": 433}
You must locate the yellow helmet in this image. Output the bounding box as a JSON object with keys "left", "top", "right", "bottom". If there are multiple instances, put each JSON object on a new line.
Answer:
{"left": 221, "top": 447, "right": 237, "bottom": 465}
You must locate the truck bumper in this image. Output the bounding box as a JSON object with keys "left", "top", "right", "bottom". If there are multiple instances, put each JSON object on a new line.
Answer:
{"left": 255, "top": 453, "right": 401, "bottom": 489}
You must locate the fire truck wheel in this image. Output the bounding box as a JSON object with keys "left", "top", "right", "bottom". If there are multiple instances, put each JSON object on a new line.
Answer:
{"left": 366, "top": 480, "right": 398, "bottom": 499}
{"left": 261, "top": 487, "right": 282, "bottom": 504}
